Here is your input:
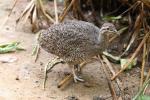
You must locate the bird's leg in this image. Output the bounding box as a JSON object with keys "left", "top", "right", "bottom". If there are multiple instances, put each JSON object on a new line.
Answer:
{"left": 72, "top": 64, "right": 84, "bottom": 82}
{"left": 43, "top": 57, "right": 65, "bottom": 89}
{"left": 74, "top": 64, "right": 81, "bottom": 73}
{"left": 46, "top": 57, "right": 64, "bottom": 72}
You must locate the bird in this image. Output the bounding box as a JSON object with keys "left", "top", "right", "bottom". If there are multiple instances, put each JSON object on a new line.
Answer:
{"left": 38, "top": 20, "right": 117, "bottom": 82}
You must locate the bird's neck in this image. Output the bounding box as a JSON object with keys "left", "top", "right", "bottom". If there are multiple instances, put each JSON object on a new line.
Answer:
{"left": 98, "top": 29, "right": 109, "bottom": 42}
{"left": 98, "top": 31, "right": 109, "bottom": 49}
{"left": 102, "top": 33, "right": 109, "bottom": 43}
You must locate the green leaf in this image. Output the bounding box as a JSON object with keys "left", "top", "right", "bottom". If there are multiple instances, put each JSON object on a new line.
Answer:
{"left": 0, "top": 42, "right": 25, "bottom": 54}
{"left": 103, "top": 52, "right": 137, "bottom": 70}
{"left": 102, "top": 16, "right": 122, "bottom": 21}
{"left": 138, "top": 95, "right": 150, "bottom": 100}
{"left": 132, "top": 78, "right": 150, "bottom": 100}
{"left": 120, "top": 58, "right": 137, "bottom": 70}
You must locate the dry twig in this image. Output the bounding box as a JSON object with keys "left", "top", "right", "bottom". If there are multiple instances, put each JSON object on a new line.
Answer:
{"left": 17, "top": 0, "right": 55, "bottom": 32}
{"left": 98, "top": 55, "right": 117, "bottom": 100}
{"left": 121, "top": 14, "right": 142, "bottom": 56}
{"left": 54, "top": 0, "right": 58, "bottom": 24}
{"left": 140, "top": 43, "right": 146, "bottom": 88}
{"left": 57, "top": 61, "right": 88, "bottom": 89}
{"left": 111, "top": 32, "right": 149, "bottom": 80}
{"left": 59, "top": 0, "right": 76, "bottom": 22}
{"left": 37, "top": 0, "right": 55, "bottom": 23}
{"left": 143, "top": 69, "right": 150, "bottom": 94}
{"left": 0, "top": 0, "right": 18, "bottom": 29}
{"left": 102, "top": 55, "right": 123, "bottom": 91}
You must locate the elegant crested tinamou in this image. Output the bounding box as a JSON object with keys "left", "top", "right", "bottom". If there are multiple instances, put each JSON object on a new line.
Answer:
{"left": 38, "top": 20, "right": 117, "bottom": 82}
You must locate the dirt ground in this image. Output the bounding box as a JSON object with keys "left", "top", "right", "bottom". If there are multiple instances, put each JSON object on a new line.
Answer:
{"left": 0, "top": 0, "right": 148, "bottom": 100}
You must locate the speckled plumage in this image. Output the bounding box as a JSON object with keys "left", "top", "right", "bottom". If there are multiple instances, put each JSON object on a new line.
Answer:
{"left": 38, "top": 20, "right": 117, "bottom": 82}
{"left": 39, "top": 20, "right": 110, "bottom": 64}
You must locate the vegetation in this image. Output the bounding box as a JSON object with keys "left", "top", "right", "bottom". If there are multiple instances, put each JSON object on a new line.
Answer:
{"left": 11, "top": 0, "right": 150, "bottom": 99}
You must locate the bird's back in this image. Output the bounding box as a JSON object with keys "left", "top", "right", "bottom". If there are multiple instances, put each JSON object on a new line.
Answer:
{"left": 39, "top": 20, "right": 103, "bottom": 64}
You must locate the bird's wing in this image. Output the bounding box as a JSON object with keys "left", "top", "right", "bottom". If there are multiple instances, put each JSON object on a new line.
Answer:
{"left": 39, "top": 22, "right": 101, "bottom": 60}
{"left": 55, "top": 27, "right": 99, "bottom": 59}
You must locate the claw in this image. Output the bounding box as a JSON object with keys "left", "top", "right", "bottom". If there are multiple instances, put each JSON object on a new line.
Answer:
{"left": 73, "top": 75, "right": 84, "bottom": 83}
{"left": 72, "top": 65, "right": 84, "bottom": 83}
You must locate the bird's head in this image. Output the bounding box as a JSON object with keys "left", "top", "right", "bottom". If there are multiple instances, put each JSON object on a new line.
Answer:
{"left": 100, "top": 23, "right": 118, "bottom": 36}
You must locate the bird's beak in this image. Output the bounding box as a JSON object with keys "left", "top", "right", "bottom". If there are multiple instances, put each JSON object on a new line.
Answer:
{"left": 114, "top": 29, "right": 119, "bottom": 35}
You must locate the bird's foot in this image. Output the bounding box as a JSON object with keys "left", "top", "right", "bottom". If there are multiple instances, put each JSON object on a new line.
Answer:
{"left": 73, "top": 74, "right": 84, "bottom": 83}
{"left": 72, "top": 64, "right": 84, "bottom": 83}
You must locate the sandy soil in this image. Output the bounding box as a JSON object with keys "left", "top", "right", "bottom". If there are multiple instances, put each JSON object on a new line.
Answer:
{"left": 0, "top": 0, "right": 148, "bottom": 100}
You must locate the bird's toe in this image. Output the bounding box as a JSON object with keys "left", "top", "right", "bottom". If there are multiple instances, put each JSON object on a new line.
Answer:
{"left": 73, "top": 75, "right": 84, "bottom": 83}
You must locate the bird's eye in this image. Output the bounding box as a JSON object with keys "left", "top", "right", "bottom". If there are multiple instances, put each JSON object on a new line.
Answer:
{"left": 106, "top": 27, "right": 110, "bottom": 30}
